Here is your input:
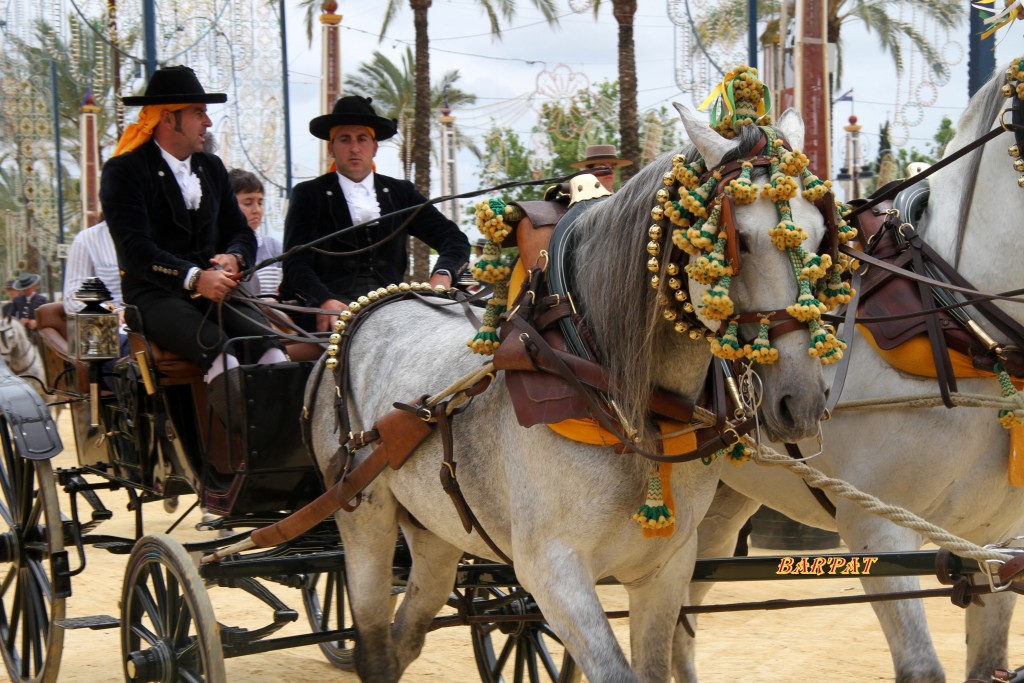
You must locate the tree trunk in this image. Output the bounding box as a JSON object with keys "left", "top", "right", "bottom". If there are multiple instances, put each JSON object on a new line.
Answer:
{"left": 614, "top": 0, "right": 639, "bottom": 182}
{"left": 408, "top": 0, "right": 432, "bottom": 281}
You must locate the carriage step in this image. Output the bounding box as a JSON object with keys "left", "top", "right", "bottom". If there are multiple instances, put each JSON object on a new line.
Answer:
{"left": 56, "top": 615, "right": 120, "bottom": 630}
{"left": 93, "top": 540, "right": 135, "bottom": 554}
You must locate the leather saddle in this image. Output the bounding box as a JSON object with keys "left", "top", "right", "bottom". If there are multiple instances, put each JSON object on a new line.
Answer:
{"left": 494, "top": 197, "right": 608, "bottom": 428}
{"left": 853, "top": 181, "right": 1024, "bottom": 379}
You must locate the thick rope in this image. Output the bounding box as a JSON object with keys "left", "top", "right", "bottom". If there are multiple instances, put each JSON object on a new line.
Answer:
{"left": 692, "top": 405, "right": 1014, "bottom": 564}
{"left": 834, "top": 391, "right": 1024, "bottom": 413}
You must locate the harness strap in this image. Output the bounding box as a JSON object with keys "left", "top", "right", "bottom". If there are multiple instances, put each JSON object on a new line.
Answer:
{"left": 250, "top": 402, "right": 435, "bottom": 549}
{"left": 906, "top": 227, "right": 957, "bottom": 407}
{"left": 435, "top": 403, "right": 514, "bottom": 565}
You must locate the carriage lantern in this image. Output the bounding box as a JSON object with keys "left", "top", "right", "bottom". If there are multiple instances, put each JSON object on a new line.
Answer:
{"left": 67, "top": 277, "right": 120, "bottom": 361}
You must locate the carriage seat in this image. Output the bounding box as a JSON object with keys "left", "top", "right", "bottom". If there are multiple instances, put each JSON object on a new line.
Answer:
{"left": 35, "top": 302, "right": 90, "bottom": 394}
{"left": 125, "top": 332, "right": 206, "bottom": 386}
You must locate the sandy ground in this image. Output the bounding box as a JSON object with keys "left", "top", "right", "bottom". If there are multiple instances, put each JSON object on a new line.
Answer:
{"left": 32, "top": 413, "right": 1022, "bottom": 682}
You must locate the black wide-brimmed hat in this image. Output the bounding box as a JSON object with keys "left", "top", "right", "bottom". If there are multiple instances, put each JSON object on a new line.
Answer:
{"left": 12, "top": 273, "right": 40, "bottom": 291}
{"left": 122, "top": 65, "right": 227, "bottom": 106}
{"left": 309, "top": 96, "right": 398, "bottom": 141}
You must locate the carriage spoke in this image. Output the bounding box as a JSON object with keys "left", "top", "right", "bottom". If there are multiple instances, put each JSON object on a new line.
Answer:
{"left": 164, "top": 572, "right": 180, "bottom": 637}
{"left": 514, "top": 636, "right": 527, "bottom": 683}
{"left": 133, "top": 582, "right": 164, "bottom": 638}
{"left": 492, "top": 631, "right": 516, "bottom": 677}
{"left": 528, "top": 630, "right": 559, "bottom": 680}
{"left": 173, "top": 595, "right": 193, "bottom": 646}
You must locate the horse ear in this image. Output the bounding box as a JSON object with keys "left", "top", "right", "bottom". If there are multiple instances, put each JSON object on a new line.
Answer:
{"left": 673, "top": 102, "right": 741, "bottom": 169}
{"left": 776, "top": 108, "right": 805, "bottom": 151}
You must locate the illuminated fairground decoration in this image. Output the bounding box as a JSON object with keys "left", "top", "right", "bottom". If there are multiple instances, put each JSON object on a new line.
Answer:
{"left": 777, "top": 556, "right": 879, "bottom": 576}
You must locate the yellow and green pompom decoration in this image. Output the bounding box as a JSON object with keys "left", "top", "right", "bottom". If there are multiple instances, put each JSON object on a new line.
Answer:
{"left": 777, "top": 146, "right": 810, "bottom": 177}
{"left": 633, "top": 466, "right": 675, "bottom": 533}
{"left": 673, "top": 157, "right": 706, "bottom": 190}
{"left": 471, "top": 239, "right": 512, "bottom": 284}
{"left": 786, "top": 284, "right": 827, "bottom": 322}
{"left": 467, "top": 281, "right": 509, "bottom": 355}
{"left": 475, "top": 198, "right": 511, "bottom": 243}
{"left": 817, "top": 271, "right": 855, "bottom": 308}
{"left": 710, "top": 320, "right": 746, "bottom": 360}
{"left": 685, "top": 200, "right": 722, "bottom": 252}
{"left": 700, "top": 276, "right": 735, "bottom": 320}
{"left": 672, "top": 227, "right": 702, "bottom": 256}
{"left": 798, "top": 248, "right": 831, "bottom": 282}
{"left": 718, "top": 441, "right": 753, "bottom": 465}
{"left": 764, "top": 172, "right": 798, "bottom": 202}
{"left": 725, "top": 161, "right": 759, "bottom": 204}
{"left": 806, "top": 319, "right": 846, "bottom": 364}
{"left": 745, "top": 317, "right": 779, "bottom": 364}
{"left": 801, "top": 169, "right": 832, "bottom": 202}
{"left": 996, "top": 364, "right": 1024, "bottom": 428}
{"left": 769, "top": 218, "right": 808, "bottom": 250}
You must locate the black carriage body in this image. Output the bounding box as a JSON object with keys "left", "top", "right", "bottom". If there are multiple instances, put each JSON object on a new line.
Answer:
{"left": 35, "top": 302, "right": 322, "bottom": 516}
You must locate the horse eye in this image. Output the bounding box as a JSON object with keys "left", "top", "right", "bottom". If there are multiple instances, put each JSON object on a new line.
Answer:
{"left": 736, "top": 233, "right": 751, "bottom": 254}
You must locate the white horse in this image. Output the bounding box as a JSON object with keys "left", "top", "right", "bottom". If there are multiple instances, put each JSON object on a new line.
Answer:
{"left": 678, "top": 63, "right": 1024, "bottom": 682}
{"left": 307, "top": 108, "right": 833, "bottom": 682}
{"left": 0, "top": 315, "right": 52, "bottom": 408}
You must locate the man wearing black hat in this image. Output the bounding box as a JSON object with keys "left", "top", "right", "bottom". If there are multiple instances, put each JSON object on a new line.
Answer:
{"left": 100, "top": 65, "right": 285, "bottom": 422}
{"left": 282, "top": 95, "right": 470, "bottom": 332}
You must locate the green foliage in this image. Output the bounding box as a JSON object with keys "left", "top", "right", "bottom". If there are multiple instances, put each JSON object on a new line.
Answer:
{"left": 473, "top": 80, "right": 686, "bottom": 213}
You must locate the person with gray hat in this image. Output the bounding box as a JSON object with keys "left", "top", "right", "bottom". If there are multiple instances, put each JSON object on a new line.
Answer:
{"left": 99, "top": 65, "right": 286, "bottom": 426}
{"left": 281, "top": 95, "right": 469, "bottom": 332}
{"left": 570, "top": 144, "right": 634, "bottom": 192}
{"left": 6, "top": 273, "right": 48, "bottom": 328}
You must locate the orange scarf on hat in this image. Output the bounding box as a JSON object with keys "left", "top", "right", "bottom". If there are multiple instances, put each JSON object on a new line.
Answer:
{"left": 113, "top": 103, "right": 191, "bottom": 156}
{"left": 326, "top": 125, "right": 376, "bottom": 174}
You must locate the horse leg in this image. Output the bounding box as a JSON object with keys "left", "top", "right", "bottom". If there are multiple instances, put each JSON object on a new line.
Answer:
{"left": 514, "top": 549, "right": 638, "bottom": 683}
{"left": 625, "top": 537, "right": 699, "bottom": 683}
{"left": 965, "top": 591, "right": 1016, "bottom": 680}
{"left": 672, "top": 484, "right": 761, "bottom": 683}
{"left": 335, "top": 487, "right": 403, "bottom": 683}
{"left": 839, "top": 508, "right": 945, "bottom": 683}
{"left": 389, "top": 521, "right": 463, "bottom": 676}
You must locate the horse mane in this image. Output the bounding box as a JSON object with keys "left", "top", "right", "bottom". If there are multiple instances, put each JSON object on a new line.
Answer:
{"left": 570, "top": 123, "right": 766, "bottom": 441}
{"left": 944, "top": 64, "right": 1011, "bottom": 266}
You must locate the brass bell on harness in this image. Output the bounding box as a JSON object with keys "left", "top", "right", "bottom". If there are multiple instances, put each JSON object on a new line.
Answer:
{"left": 1002, "top": 83, "right": 1015, "bottom": 98}
{"left": 333, "top": 319, "right": 347, "bottom": 332}
{"left": 651, "top": 206, "right": 665, "bottom": 222}
{"left": 646, "top": 240, "right": 661, "bottom": 256}
{"left": 1014, "top": 158, "right": 1024, "bottom": 172}
{"left": 325, "top": 357, "right": 339, "bottom": 370}
{"left": 1010, "top": 145, "right": 1021, "bottom": 158}
{"left": 647, "top": 257, "right": 660, "bottom": 273}
{"left": 650, "top": 275, "right": 660, "bottom": 289}
{"left": 329, "top": 333, "right": 342, "bottom": 345}
{"left": 656, "top": 188, "right": 671, "bottom": 203}
{"left": 648, "top": 224, "right": 663, "bottom": 240}
{"left": 663, "top": 308, "right": 678, "bottom": 321}
{"left": 1018, "top": 175, "right": 1024, "bottom": 189}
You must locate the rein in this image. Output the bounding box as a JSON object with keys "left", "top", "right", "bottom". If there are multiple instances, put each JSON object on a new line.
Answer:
{"left": 847, "top": 121, "right": 1022, "bottom": 219}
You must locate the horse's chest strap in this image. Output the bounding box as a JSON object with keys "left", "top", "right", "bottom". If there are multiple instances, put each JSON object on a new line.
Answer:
{"left": 323, "top": 401, "right": 435, "bottom": 510}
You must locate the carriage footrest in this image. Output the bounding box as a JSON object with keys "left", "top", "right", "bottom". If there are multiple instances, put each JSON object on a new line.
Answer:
{"left": 56, "top": 615, "right": 120, "bottom": 630}
{"left": 93, "top": 540, "right": 135, "bottom": 554}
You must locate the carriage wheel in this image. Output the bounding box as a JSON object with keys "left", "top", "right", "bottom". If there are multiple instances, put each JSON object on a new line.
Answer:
{"left": 0, "top": 436, "right": 65, "bottom": 683}
{"left": 300, "top": 570, "right": 355, "bottom": 671}
{"left": 121, "top": 534, "right": 225, "bottom": 683}
{"left": 468, "top": 585, "right": 580, "bottom": 683}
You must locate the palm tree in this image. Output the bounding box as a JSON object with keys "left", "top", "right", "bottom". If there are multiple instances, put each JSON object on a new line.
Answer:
{"left": 347, "top": 48, "right": 481, "bottom": 175}
{"left": 693, "top": 0, "right": 964, "bottom": 86}
{"left": 587, "top": 1, "right": 640, "bottom": 182}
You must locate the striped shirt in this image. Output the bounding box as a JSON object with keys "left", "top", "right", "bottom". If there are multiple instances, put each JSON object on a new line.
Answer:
{"left": 63, "top": 221, "right": 123, "bottom": 313}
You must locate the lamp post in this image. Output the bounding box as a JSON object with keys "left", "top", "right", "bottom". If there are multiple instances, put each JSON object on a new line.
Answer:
{"left": 838, "top": 115, "right": 873, "bottom": 200}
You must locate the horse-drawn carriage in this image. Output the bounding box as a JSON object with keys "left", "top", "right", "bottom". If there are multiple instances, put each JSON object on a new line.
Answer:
{"left": 0, "top": 60, "right": 1023, "bottom": 683}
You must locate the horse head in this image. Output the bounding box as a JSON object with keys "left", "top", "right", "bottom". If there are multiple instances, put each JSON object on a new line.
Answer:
{"left": 573, "top": 102, "right": 847, "bottom": 446}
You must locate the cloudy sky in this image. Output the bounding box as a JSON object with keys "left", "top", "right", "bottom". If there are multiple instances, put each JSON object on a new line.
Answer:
{"left": 279, "top": 1, "right": 1021, "bottom": 206}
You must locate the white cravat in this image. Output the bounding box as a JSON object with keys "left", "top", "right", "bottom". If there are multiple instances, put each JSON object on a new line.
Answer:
{"left": 338, "top": 172, "right": 380, "bottom": 224}
{"left": 157, "top": 143, "right": 202, "bottom": 210}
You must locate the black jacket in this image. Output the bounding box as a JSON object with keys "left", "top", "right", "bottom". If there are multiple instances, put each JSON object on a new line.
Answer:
{"left": 281, "top": 172, "right": 469, "bottom": 306}
{"left": 100, "top": 140, "right": 256, "bottom": 303}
